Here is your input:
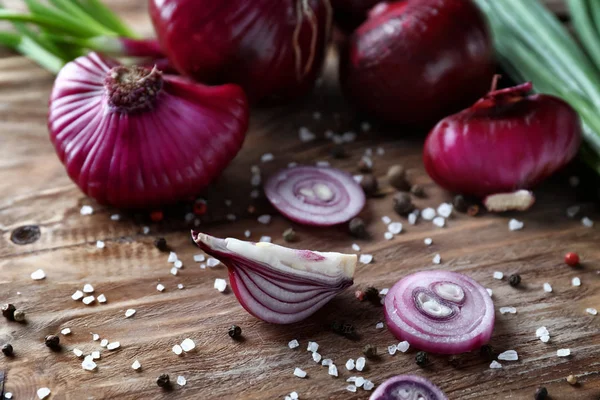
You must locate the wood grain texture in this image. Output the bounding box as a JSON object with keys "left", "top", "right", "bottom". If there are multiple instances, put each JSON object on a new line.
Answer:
{"left": 1, "top": 0, "right": 599, "bottom": 399}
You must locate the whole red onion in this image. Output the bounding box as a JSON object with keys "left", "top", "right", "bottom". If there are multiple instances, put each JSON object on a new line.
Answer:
{"left": 49, "top": 53, "right": 249, "bottom": 209}
{"left": 149, "top": 0, "right": 333, "bottom": 103}
{"left": 423, "top": 82, "right": 582, "bottom": 197}
{"left": 330, "top": 0, "right": 382, "bottom": 32}
{"left": 339, "top": 0, "right": 495, "bottom": 127}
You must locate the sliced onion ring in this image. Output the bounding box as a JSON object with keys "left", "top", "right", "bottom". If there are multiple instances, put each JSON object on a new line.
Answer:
{"left": 369, "top": 375, "right": 448, "bottom": 400}
{"left": 264, "top": 166, "right": 366, "bottom": 226}
{"left": 384, "top": 270, "right": 495, "bottom": 354}
{"left": 483, "top": 190, "right": 535, "bottom": 212}
{"left": 192, "top": 231, "right": 356, "bottom": 324}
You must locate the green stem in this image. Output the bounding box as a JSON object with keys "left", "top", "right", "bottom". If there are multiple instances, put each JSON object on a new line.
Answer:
{"left": 0, "top": 32, "right": 64, "bottom": 73}
{"left": 47, "top": 0, "right": 115, "bottom": 36}
{"left": 0, "top": 10, "right": 102, "bottom": 37}
{"left": 568, "top": 0, "right": 600, "bottom": 72}
{"left": 74, "top": 0, "right": 138, "bottom": 38}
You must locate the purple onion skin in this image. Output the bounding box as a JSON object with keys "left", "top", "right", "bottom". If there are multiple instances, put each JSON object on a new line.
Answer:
{"left": 340, "top": 0, "right": 495, "bottom": 127}
{"left": 48, "top": 53, "right": 249, "bottom": 209}
{"left": 369, "top": 375, "right": 448, "bottom": 400}
{"left": 149, "top": 0, "right": 332, "bottom": 104}
{"left": 330, "top": 0, "right": 381, "bottom": 32}
{"left": 424, "top": 83, "right": 582, "bottom": 197}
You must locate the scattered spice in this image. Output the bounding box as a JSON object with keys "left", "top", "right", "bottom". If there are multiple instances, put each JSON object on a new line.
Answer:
{"left": 44, "top": 335, "right": 60, "bottom": 349}
{"left": 331, "top": 321, "right": 358, "bottom": 339}
{"left": 393, "top": 192, "right": 414, "bottom": 215}
{"left": 363, "top": 344, "right": 377, "bottom": 359}
{"left": 10, "top": 225, "right": 41, "bottom": 245}
{"left": 355, "top": 290, "right": 365, "bottom": 301}
{"left": 330, "top": 144, "right": 347, "bottom": 159}
{"left": 193, "top": 199, "right": 207, "bottom": 215}
{"left": 154, "top": 237, "right": 168, "bottom": 252}
{"left": 150, "top": 210, "right": 164, "bottom": 222}
{"left": 156, "top": 373, "right": 171, "bottom": 388}
{"left": 480, "top": 344, "right": 495, "bottom": 360}
{"left": 410, "top": 184, "right": 425, "bottom": 197}
{"left": 13, "top": 310, "right": 25, "bottom": 322}
{"left": 283, "top": 228, "right": 297, "bottom": 242}
{"left": 349, "top": 218, "right": 367, "bottom": 238}
{"left": 564, "top": 252, "right": 579, "bottom": 267}
{"left": 448, "top": 355, "right": 462, "bottom": 368}
{"left": 452, "top": 195, "right": 468, "bottom": 213}
{"left": 415, "top": 351, "right": 429, "bottom": 367}
{"left": 387, "top": 165, "right": 408, "bottom": 190}
{"left": 228, "top": 325, "right": 242, "bottom": 339}
{"left": 566, "top": 374, "right": 577, "bottom": 385}
{"left": 358, "top": 157, "right": 373, "bottom": 172}
{"left": 2, "top": 343, "right": 13, "bottom": 356}
{"left": 534, "top": 387, "right": 548, "bottom": 400}
{"left": 509, "top": 274, "right": 521, "bottom": 287}
{"left": 1, "top": 304, "right": 16, "bottom": 320}
{"left": 467, "top": 204, "right": 480, "bottom": 216}
{"left": 360, "top": 174, "right": 379, "bottom": 196}
{"left": 364, "top": 287, "right": 380, "bottom": 305}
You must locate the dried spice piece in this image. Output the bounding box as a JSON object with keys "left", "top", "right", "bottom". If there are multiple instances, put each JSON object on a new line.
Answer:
{"left": 564, "top": 252, "right": 580, "bottom": 267}
{"left": 363, "top": 344, "right": 377, "bottom": 359}
{"left": 150, "top": 210, "right": 164, "bottom": 222}
{"left": 509, "top": 274, "right": 521, "bottom": 287}
{"left": 480, "top": 344, "right": 495, "bottom": 360}
{"left": 534, "top": 387, "right": 548, "bottom": 400}
{"left": 1, "top": 343, "right": 13, "bottom": 356}
{"left": 566, "top": 375, "right": 577, "bottom": 385}
{"left": 44, "top": 335, "right": 60, "bottom": 349}
{"left": 13, "top": 310, "right": 25, "bottom": 322}
{"left": 282, "top": 228, "right": 297, "bottom": 243}
{"left": 156, "top": 374, "right": 170, "bottom": 388}
{"left": 467, "top": 204, "right": 480, "bottom": 216}
{"left": 360, "top": 174, "right": 379, "bottom": 196}
{"left": 355, "top": 290, "right": 365, "bottom": 301}
{"left": 154, "top": 237, "right": 168, "bottom": 252}
{"left": 415, "top": 351, "right": 429, "bottom": 367}
{"left": 349, "top": 218, "right": 367, "bottom": 238}
{"left": 452, "top": 195, "right": 468, "bottom": 213}
{"left": 387, "top": 165, "right": 408, "bottom": 190}
{"left": 1, "top": 304, "right": 16, "bottom": 321}
{"left": 410, "top": 184, "right": 425, "bottom": 198}
{"left": 364, "top": 287, "right": 380, "bottom": 305}
{"left": 358, "top": 157, "right": 373, "bottom": 172}
{"left": 228, "top": 325, "right": 242, "bottom": 339}
{"left": 393, "top": 192, "right": 414, "bottom": 215}
{"left": 193, "top": 199, "right": 208, "bottom": 216}
{"left": 331, "top": 321, "right": 358, "bottom": 339}
{"left": 10, "top": 225, "right": 41, "bottom": 245}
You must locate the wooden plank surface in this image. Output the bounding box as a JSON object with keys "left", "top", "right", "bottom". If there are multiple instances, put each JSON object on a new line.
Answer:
{"left": 1, "top": 1, "right": 599, "bottom": 399}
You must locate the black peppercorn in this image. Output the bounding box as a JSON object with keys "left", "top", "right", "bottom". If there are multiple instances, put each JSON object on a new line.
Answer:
{"left": 363, "top": 344, "right": 377, "bottom": 359}
{"left": 330, "top": 145, "right": 347, "bottom": 159}
{"left": 1, "top": 304, "right": 16, "bottom": 321}
{"left": 480, "top": 344, "right": 495, "bottom": 360}
{"left": 509, "top": 274, "right": 521, "bottom": 287}
{"left": 331, "top": 320, "right": 358, "bottom": 339}
{"left": 1, "top": 343, "right": 13, "bottom": 356}
{"left": 360, "top": 174, "right": 379, "bottom": 196}
{"left": 228, "top": 325, "right": 242, "bottom": 339}
{"left": 410, "top": 184, "right": 425, "bottom": 198}
{"left": 349, "top": 218, "right": 367, "bottom": 238}
{"left": 452, "top": 195, "right": 468, "bottom": 213}
{"left": 156, "top": 373, "right": 170, "bottom": 388}
{"left": 387, "top": 165, "right": 408, "bottom": 190}
{"left": 10, "top": 225, "right": 41, "bottom": 245}
{"left": 341, "top": 323, "right": 356, "bottom": 337}
{"left": 282, "top": 228, "right": 296, "bottom": 242}
{"left": 364, "top": 287, "right": 380, "bottom": 305}
{"left": 154, "top": 237, "right": 168, "bottom": 252}
{"left": 393, "top": 192, "right": 414, "bottom": 216}
{"left": 13, "top": 309, "right": 25, "bottom": 322}
{"left": 415, "top": 351, "right": 429, "bottom": 367}
{"left": 44, "top": 334, "right": 60, "bottom": 349}
{"left": 534, "top": 387, "right": 548, "bottom": 400}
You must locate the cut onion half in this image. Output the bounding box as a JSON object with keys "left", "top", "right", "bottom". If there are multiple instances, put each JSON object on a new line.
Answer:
{"left": 192, "top": 232, "right": 356, "bottom": 324}
{"left": 483, "top": 190, "right": 535, "bottom": 212}
{"left": 265, "top": 166, "right": 366, "bottom": 226}
{"left": 369, "top": 375, "right": 447, "bottom": 400}
{"left": 384, "top": 270, "right": 494, "bottom": 354}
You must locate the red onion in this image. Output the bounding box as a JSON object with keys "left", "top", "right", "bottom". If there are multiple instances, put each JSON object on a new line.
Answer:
{"left": 149, "top": 0, "right": 333, "bottom": 103}
{"left": 265, "top": 166, "right": 366, "bottom": 226}
{"left": 49, "top": 53, "right": 249, "bottom": 209}
{"left": 330, "top": 0, "right": 382, "bottom": 32}
{"left": 384, "top": 270, "right": 494, "bottom": 354}
{"left": 483, "top": 190, "right": 535, "bottom": 212}
{"left": 339, "top": 0, "right": 494, "bottom": 126}
{"left": 192, "top": 232, "right": 356, "bottom": 324}
{"left": 370, "top": 375, "right": 447, "bottom": 400}
{"left": 424, "top": 82, "right": 582, "bottom": 197}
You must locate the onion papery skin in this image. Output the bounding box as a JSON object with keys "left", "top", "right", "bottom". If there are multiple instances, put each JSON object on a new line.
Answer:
{"left": 265, "top": 166, "right": 366, "bottom": 226}
{"left": 330, "top": 0, "right": 381, "bottom": 32}
{"left": 149, "top": 0, "right": 332, "bottom": 104}
{"left": 423, "top": 83, "right": 582, "bottom": 197}
{"left": 369, "top": 375, "right": 448, "bottom": 400}
{"left": 339, "top": 0, "right": 494, "bottom": 127}
{"left": 384, "top": 270, "right": 494, "bottom": 355}
{"left": 48, "top": 52, "right": 249, "bottom": 209}
{"left": 192, "top": 231, "right": 356, "bottom": 324}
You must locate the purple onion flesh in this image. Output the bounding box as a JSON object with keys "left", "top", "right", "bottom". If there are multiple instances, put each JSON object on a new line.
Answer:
{"left": 369, "top": 375, "right": 448, "bottom": 400}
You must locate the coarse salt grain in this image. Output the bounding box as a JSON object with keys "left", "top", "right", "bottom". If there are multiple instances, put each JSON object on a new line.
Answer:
{"left": 536, "top": 327, "right": 549, "bottom": 337}
{"left": 96, "top": 240, "right": 105, "bottom": 249}
{"left": 586, "top": 308, "right": 598, "bottom": 315}
{"left": 250, "top": 189, "right": 261, "bottom": 199}
{"left": 244, "top": 230, "right": 251, "bottom": 238}
{"left": 566, "top": 205, "right": 580, "bottom": 218}
{"left": 384, "top": 232, "right": 394, "bottom": 240}
{"left": 307, "top": 341, "right": 319, "bottom": 353}
{"left": 293, "top": 368, "right": 307, "bottom": 378}
{"left": 92, "top": 333, "right": 100, "bottom": 341}
{"left": 424, "top": 238, "right": 433, "bottom": 246}
{"left": 37, "top": 388, "right": 51, "bottom": 400}
{"left": 260, "top": 236, "right": 272, "bottom": 243}
{"left": 375, "top": 322, "right": 384, "bottom": 329}
{"left": 80, "top": 205, "right": 93, "bottom": 215}
{"left": 132, "top": 360, "right": 141, "bottom": 370}
{"left": 312, "top": 352, "right": 322, "bottom": 363}
{"left": 498, "top": 350, "right": 518, "bottom": 361}
{"left": 258, "top": 214, "right": 271, "bottom": 225}
{"left": 364, "top": 381, "right": 375, "bottom": 391}
{"left": 142, "top": 226, "right": 150, "bottom": 235}
{"left": 376, "top": 147, "right": 385, "bottom": 156}
{"left": 288, "top": 339, "right": 299, "bottom": 349}
{"left": 170, "top": 267, "right": 178, "bottom": 276}
{"left": 557, "top": 348, "right": 571, "bottom": 357}
{"left": 540, "top": 335, "right": 550, "bottom": 343}
{"left": 322, "top": 359, "right": 332, "bottom": 366}
{"left": 261, "top": 153, "right": 274, "bottom": 163}
{"left": 388, "top": 222, "right": 402, "bottom": 234}
{"left": 4, "top": 393, "right": 12, "bottom": 399}
{"left": 193, "top": 254, "right": 205, "bottom": 262}
{"left": 346, "top": 385, "right": 357, "bottom": 393}
{"left": 582, "top": 217, "right": 594, "bottom": 227}
{"left": 174, "top": 260, "right": 183, "bottom": 269}
{"left": 572, "top": 277, "right": 581, "bottom": 287}
{"left": 397, "top": 341, "right": 410, "bottom": 353}
{"left": 345, "top": 359, "right": 355, "bottom": 370}
{"left": 408, "top": 212, "right": 418, "bottom": 225}
{"left": 177, "top": 283, "right": 184, "bottom": 290}
{"left": 110, "top": 214, "right": 121, "bottom": 221}
{"left": 125, "top": 309, "right": 136, "bottom": 318}
{"left": 355, "top": 377, "right": 366, "bottom": 388}
{"left": 388, "top": 345, "right": 397, "bottom": 355}
{"left": 328, "top": 364, "right": 338, "bottom": 377}
{"left": 316, "top": 161, "right": 330, "bottom": 167}
{"left": 251, "top": 174, "right": 261, "bottom": 186}
{"left": 432, "top": 254, "right": 441, "bottom": 264}
{"left": 437, "top": 203, "right": 453, "bottom": 218}
{"left": 31, "top": 269, "right": 46, "bottom": 280}
{"left": 100, "top": 339, "right": 108, "bottom": 347}
{"left": 421, "top": 208, "right": 436, "bottom": 220}
{"left": 172, "top": 344, "right": 183, "bottom": 355}
{"left": 489, "top": 361, "right": 502, "bottom": 369}
{"left": 207, "top": 257, "right": 220, "bottom": 267}
{"left": 156, "top": 284, "right": 165, "bottom": 292}
{"left": 493, "top": 271, "right": 504, "bottom": 280}
{"left": 168, "top": 252, "right": 178, "bottom": 263}
{"left": 381, "top": 216, "right": 392, "bottom": 225}
{"left": 107, "top": 342, "right": 120, "bottom": 350}
{"left": 486, "top": 288, "right": 493, "bottom": 297}
{"left": 352, "top": 243, "right": 361, "bottom": 251}
{"left": 73, "top": 348, "right": 83, "bottom": 357}
{"left": 508, "top": 219, "right": 524, "bottom": 231}
{"left": 343, "top": 132, "right": 357, "bottom": 142}
{"left": 359, "top": 254, "right": 373, "bottom": 264}
{"left": 379, "top": 288, "right": 389, "bottom": 296}
{"left": 177, "top": 376, "right": 187, "bottom": 386}
{"left": 226, "top": 214, "right": 237, "bottom": 221}
{"left": 61, "top": 328, "right": 71, "bottom": 336}
{"left": 82, "top": 296, "right": 95, "bottom": 305}
{"left": 82, "top": 357, "right": 97, "bottom": 371}
{"left": 432, "top": 217, "right": 445, "bottom": 228}
{"left": 214, "top": 278, "right": 227, "bottom": 292}
{"left": 290, "top": 392, "right": 299, "bottom": 400}
{"left": 353, "top": 175, "right": 363, "bottom": 183}
{"left": 91, "top": 351, "right": 100, "bottom": 360}
{"left": 499, "top": 307, "right": 517, "bottom": 314}
{"left": 299, "top": 127, "right": 316, "bottom": 142}
{"left": 181, "top": 338, "right": 196, "bottom": 352}
{"left": 355, "top": 357, "right": 366, "bottom": 371}
{"left": 72, "top": 290, "right": 84, "bottom": 301}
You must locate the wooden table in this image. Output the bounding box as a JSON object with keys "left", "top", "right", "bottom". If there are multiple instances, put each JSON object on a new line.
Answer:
{"left": 1, "top": 1, "right": 599, "bottom": 399}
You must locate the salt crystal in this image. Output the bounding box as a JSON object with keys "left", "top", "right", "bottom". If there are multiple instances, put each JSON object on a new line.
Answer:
{"left": 566, "top": 205, "right": 580, "bottom": 218}
{"left": 156, "top": 284, "right": 165, "bottom": 292}
{"left": 543, "top": 283, "right": 552, "bottom": 293}
{"left": 142, "top": 226, "right": 150, "bottom": 235}
{"left": 499, "top": 306, "right": 517, "bottom": 314}
{"left": 498, "top": 350, "right": 518, "bottom": 361}
{"left": 328, "top": 364, "right": 338, "bottom": 377}
{"left": 92, "top": 334, "right": 100, "bottom": 341}
{"left": 508, "top": 219, "right": 524, "bottom": 231}
{"left": 421, "top": 208, "right": 436, "bottom": 220}
{"left": 258, "top": 214, "right": 272, "bottom": 225}
{"left": 290, "top": 392, "right": 299, "bottom": 400}
{"left": 244, "top": 230, "right": 251, "bottom": 238}
{"left": 61, "top": 328, "right": 71, "bottom": 335}
{"left": 226, "top": 214, "right": 237, "bottom": 221}
{"left": 110, "top": 214, "right": 121, "bottom": 221}
{"left": 95, "top": 294, "right": 106, "bottom": 304}
{"left": 388, "top": 345, "right": 397, "bottom": 355}
{"left": 100, "top": 339, "right": 108, "bottom": 347}
{"left": 288, "top": 162, "right": 298, "bottom": 168}
{"left": 346, "top": 385, "right": 357, "bottom": 393}
{"left": 172, "top": 344, "right": 183, "bottom": 355}
{"left": 251, "top": 165, "right": 260, "bottom": 174}
{"left": 379, "top": 288, "right": 389, "bottom": 296}
{"left": 343, "top": 131, "right": 357, "bottom": 142}
{"left": 312, "top": 352, "right": 322, "bottom": 363}
{"left": 384, "top": 232, "right": 394, "bottom": 240}
{"left": 361, "top": 121, "right": 371, "bottom": 132}
{"left": 193, "top": 254, "right": 205, "bottom": 262}
{"left": 352, "top": 243, "right": 361, "bottom": 252}
{"left": 82, "top": 357, "right": 97, "bottom": 371}
{"left": 424, "top": 238, "right": 433, "bottom": 246}
{"left": 288, "top": 339, "right": 300, "bottom": 349}
{"left": 260, "top": 236, "right": 272, "bottom": 243}
{"left": 299, "top": 127, "right": 316, "bottom": 142}
{"left": 207, "top": 257, "right": 220, "bottom": 267}
{"left": 107, "top": 342, "right": 120, "bottom": 350}
{"left": 557, "top": 348, "right": 571, "bottom": 357}
{"left": 437, "top": 203, "right": 453, "bottom": 218}
{"left": 5, "top": 393, "right": 12, "bottom": 399}
{"left": 316, "top": 161, "right": 330, "bottom": 167}
{"left": 375, "top": 322, "right": 384, "bottom": 329}
{"left": 321, "top": 359, "right": 332, "bottom": 366}
{"left": 83, "top": 284, "right": 94, "bottom": 293}
{"left": 174, "top": 260, "right": 183, "bottom": 269}
{"left": 96, "top": 240, "right": 105, "bottom": 249}
{"left": 181, "top": 338, "right": 196, "bottom": 352}
{"left": 307, "top": 341, "right": 319, "bottom": 353}
{"left": 177, "top": 283, "right": 184, "bottom": 290}
{"left": 493, "top": 271, "right": 504, "bottom": 280}
{"left": 388, "top": 222, "right": 403, "bottom": 234}
{"left": 293, "top": 368, "right": 307, "bottom": 378}
{"left": 355, "top": 377, "right": 366, "bottom": 387}
{"left": 353, "top": 175, "right": 363, "bottom": 183}
{"left": 486, "top": 288, "right": 493, "bottom": 297}
{"left": 376, "top": 147, "right": 385, "bottom": 156}
{"left": 168, "top": 252, "right": 178, "bottom": 263}
{"left": 261, "top": 153, "right": 274, "bottom": 163}
{"left": 170, "top": 267, "right": 178, "bottom": 276}
{"left": 586, "top": 307, "right": 598, "bottom": 315}
{"left": 572, "top": 277, "right": 581, "bottom": 287}
{"left": 397, "top": 341, "right": 410, "bottom": 353}
{"left": 82, "top": 295, "right": 95, "bottom": 305}
{"left": 125, "top": 309, "right": 136, "bottom": 318}
{"left": 540, "top": 335, "right": 550, "bottom": 343}
{"left": 408, "top": 212, "right": 418, "bottom": 225}
{"left": 536, "top": 327, "right": 549, "bottom": 337}
{"left": 432, "top": 217, "right": 445, "bottom": 228}
{"left": 432, "top": 254, "right": 441, "bottom": 264}
{"left": 381, "top": 216, "right": 392, "bottom": 225}
{"left": 364, "top": 380, "right": 375, "bottom": 391}
{"left": 177, "top": 376, "right": 187, "bottom": 386}
{"left": 364, "top": 148, "right": 373, "bottom": 156}
{"left": 91, "top": 351, "right": 100, "bottom": 360}
{"left": 489, "top": 361, "right": 502, "bottom": 369}
{"left": 214, "top": 278, "right": 227, "bottom": 292}
{"left": 355, "top": 357, "right": 366, "bottom": 371}
{"left": 31, "top": 269, "right": 46, "bottom": 280}
{"left": 132, "top": 360, "right": 141, "bottom": 370}
{"left": 80, "top": 205, "right": 93, "bottom": 215}
{"left": 73, "top": 348, "right": 83, "bottom": 357}
{"left": 72, "top": 290, "right": 84, "bottom": 301}
{"left": 345, "top": 359, "right": 355, "bottom": 370}
{"left": 37, "top": 388, "right": 51, "bottom": 400}
{"left": 359, "top": 254, "right": 373, "bottom": 264}
{"left": 325, "top": 129, "right": 335, "bottom": 139}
